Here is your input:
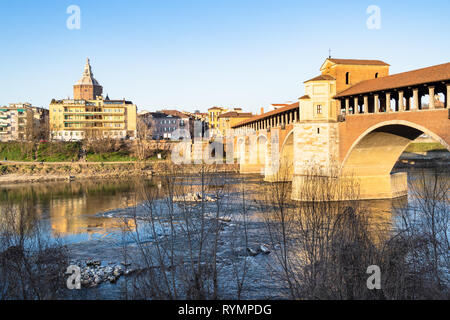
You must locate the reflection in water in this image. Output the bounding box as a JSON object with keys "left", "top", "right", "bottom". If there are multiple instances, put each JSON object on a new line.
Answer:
{"left": 0, "top": 179, "right": 149, "bottom": 239}
{"left": 0, "top": 170, "right": 446, "bottom": 243}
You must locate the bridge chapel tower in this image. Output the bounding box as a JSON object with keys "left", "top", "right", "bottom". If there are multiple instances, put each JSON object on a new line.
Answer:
{"left": 291, "top": 58, "right": 390, "bottom": 200}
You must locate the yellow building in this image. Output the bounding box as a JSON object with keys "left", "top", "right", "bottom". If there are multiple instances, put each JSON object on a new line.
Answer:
{"left": 207, "top": 106, "right": 228, "bottom": 136}
{"left": 218, "top": 111, "right": 253, "bottom": 137}
{"left": 299, "top": 58, "right": 390, "bottom": 121}
{"left": 49, "top": 59, "right": 137, "bottom": 141}
{"left": 208, "top": 107, "right": 249, "bottom": 137}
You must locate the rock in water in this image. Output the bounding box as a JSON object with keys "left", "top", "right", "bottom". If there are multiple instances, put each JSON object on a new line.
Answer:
{"left": 86, "top": 260, "right": 101, "bottom": 267}
{"left": 247, "top": 247, "right": 259, "bottom": 257}
{"left": 259, "top": 244, "right": 271, "bottom": 255}
{"left": 113, "top": 266, "right": 123, "bottom": 277}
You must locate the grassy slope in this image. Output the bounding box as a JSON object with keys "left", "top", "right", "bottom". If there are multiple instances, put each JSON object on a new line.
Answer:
{"left": 404, "top": 142, "right": 447, "bottom": 153}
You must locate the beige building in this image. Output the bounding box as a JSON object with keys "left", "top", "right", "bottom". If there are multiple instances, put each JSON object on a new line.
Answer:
{"left": 49, "top": 59, "right": 137, "bottom": 141}
{"left": 0, "top": 103, "right": 49, "bottom": 141}
{"left": 218, "top": 111, "right": 253, "bottom": 137}
{"left": 299, "top": 58, "right": 390, "bottom": 121}
{"left": 208, "top": 107, "right": 247, "bottom": 137}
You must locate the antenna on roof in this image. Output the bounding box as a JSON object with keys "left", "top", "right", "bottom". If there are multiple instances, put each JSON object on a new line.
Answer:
{"left": 328, "top": 48, "right": 332, "bottom": 59}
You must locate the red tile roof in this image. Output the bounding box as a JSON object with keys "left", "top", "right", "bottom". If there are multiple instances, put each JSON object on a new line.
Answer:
{"left": 161, "top": 110, "right": 190, "bottom": 118}
{"left": 304, "top": 74, "right": 335, "bottom": 83}
{"left": 299, "top": 95, "right": 311, "bottom": 100}
{"left": 328, "top": 58, "right": 390, "bottom": 66}
{"left": 232, "top": 102, "right": 299, "bottom": 128}
{"left": 335, "top": 62, "right": 450, "bottom": 98}
{"left": 218, "top": 111, "right": 253, "bottom": 118}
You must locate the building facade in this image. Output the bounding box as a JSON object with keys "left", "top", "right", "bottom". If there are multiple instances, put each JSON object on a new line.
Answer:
{"left": 182, "top": 111, "right": 209, "bottom": 138}
{"left": 217, "top": 111, "right": 253, "bottom": 137}
{"left": 208, "top": 107, "right": 249, "bottom": 137}
{"left": 0, "top": 103, "right": 49, "bottom": 141}
{"left": 50, "top": 59, "right": 137, "bottom": 141}
{"left": 207, "top": 107, "right": 229, "bottom": 137}
{"left": 138, "top": 110, "right": 194, "bottom": 140}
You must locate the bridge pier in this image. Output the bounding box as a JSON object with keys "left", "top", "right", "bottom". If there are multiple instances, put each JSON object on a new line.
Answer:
{"left": 239, "top": 133, "right": 267, "bottom": 175}
{"left": 291, "top": 172, "right": 407, "bottom": 201}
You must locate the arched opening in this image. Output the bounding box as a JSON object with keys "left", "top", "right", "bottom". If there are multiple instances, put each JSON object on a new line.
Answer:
{"left": 342, "top": 123, "right": 450, "bottom": 177}
{"left": 420, "top": 93, "right": 430, "bottom": 110}
{"left": 345, "top": 72, "right": 350, "bottom": 85}
{"left": 341, "top": 122, "right": 450, "bottom": 199}
{"left": 237, "top": 138, "right": 245, "bottom": 164}
{"left": 390, "top": 97, "right": 397, "bottom": 112}
{"left": 279, "top": 131, "right": 294, "bottom": 181}
{"left": 375, "top": 72, "right": 379, "bottom": 79}
{"left": 256, "top": 135, "right": 268, "bottom": 166}
{"left": 436, "top": 92, "right": 445, "bottom": 108}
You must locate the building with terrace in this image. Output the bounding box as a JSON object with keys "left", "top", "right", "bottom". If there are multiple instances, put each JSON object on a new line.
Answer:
{"left": 49, "top": 59, "right": 137, "bottom": 141}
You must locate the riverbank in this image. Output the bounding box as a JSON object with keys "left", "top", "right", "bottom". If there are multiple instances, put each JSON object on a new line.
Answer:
{"left": 396, "top": 150, "right": 449, "bottom": 169}
{"left": 0, "top": 161, "right": 239, "bottom": 185}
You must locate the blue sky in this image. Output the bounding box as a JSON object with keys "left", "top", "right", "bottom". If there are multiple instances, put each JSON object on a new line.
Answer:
{"left": 0, "top": 0, "right": 449, "bottom": 113}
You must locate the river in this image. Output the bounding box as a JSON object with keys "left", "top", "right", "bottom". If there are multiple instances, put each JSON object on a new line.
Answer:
{"left": 0, "top": 167, "right": 448, "bottom": 299}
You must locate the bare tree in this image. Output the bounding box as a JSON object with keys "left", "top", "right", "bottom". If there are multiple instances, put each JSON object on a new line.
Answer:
{"left": 0, "top": 200, "right": 69, "bottom": 300}
{"left": 119, "top": 163, "right": 250, "bottom": 300}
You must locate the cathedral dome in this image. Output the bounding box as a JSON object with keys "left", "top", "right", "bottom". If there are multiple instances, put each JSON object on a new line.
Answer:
{"left": 75, "top": 58, "right": 101, "bottom": 86}
{"left": 73, "top": 58, "right": 103, "bottom": 100}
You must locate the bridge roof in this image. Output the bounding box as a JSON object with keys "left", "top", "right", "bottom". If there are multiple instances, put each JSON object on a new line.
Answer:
{"left": 232, "top": 102, "right": 299, "bottom": 128}
{"left": 335, "top": 62, "right": 450, "bottom": 98}
{"left": 218, "top": 111, "right": 253, "bottom": 118}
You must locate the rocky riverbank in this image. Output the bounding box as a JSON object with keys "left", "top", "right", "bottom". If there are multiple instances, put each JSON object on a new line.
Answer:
{"left": 0, "top": 161, "right": 239, "bottom": 185}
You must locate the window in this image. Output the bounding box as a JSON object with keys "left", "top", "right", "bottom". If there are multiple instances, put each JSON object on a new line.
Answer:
{"left": 345, "top": 72, "right": 350, "bottom": 85}
{"left": 375, "top": 73, "right": 379, "bottom": 79}
{"left": 316, "top": 105, "right": 323, "bottom": 114}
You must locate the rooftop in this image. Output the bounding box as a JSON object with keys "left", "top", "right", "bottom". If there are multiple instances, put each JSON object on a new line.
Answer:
{"left": 304, "top": 74, "right": 336, "bottom": 83}
{"left": 335, "top": 62, "right": 450, "bottom": 98}
{"left": 218, "top": 111, "right": 253, "bottom": 119}
{"left": 232, "top": 102, "right": 299, "bottom": 128}
{"left": 161, "top": 110, "right": 190, "bottom": 118}
{"left": 326, "top": 58, "right": 390, "bottom": 66}
{"left": 75, "top": 58, "right": 102, "bottom": 87}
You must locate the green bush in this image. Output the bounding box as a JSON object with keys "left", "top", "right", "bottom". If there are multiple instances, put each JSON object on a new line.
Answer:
{"left": 86, "top": 151, "right": 136, "bottom": 162}
{"left": 35, "top": 142, "right": 80, "bottom": 162}
{"left": 0, "top": 142, "right": 35, "bottom": 161}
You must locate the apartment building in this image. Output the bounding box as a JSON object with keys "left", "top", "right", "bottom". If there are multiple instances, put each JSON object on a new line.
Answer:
{"left": 49, "top": 59, "right": 137, "bottom": 141}
{"left": 50, "top": 97, "right": 137, "bottom": 141}
{"left": 0, "top": 103, "right": 49, "bottom": 141}
{"left": 138, "top": 110, "right": 194, "bottom": 140}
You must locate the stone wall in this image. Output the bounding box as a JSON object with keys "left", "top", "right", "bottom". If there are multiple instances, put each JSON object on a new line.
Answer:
{"left": 293, "top": 122, "right": 339, "bottom": 176}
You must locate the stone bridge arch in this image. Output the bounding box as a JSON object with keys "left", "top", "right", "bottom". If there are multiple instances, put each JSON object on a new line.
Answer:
{"left": 256, "top": 134, "right": 268, "bottom": 165}
{"left": 340, "top": 120, "right": 450, "bottom": 199}
{"left": 341, "top": 120, "right": 450, "bottom": 176}
{"left": 236, "top": 137, "right": 246, "bottom": 164}
{"left": 278, "top": 129, "right": 295, "bottom": 181}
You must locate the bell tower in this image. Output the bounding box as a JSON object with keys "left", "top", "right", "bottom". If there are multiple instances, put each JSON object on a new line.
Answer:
{"left": 73, "top": 58, "right": 103, "bottom": 100}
